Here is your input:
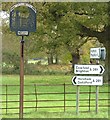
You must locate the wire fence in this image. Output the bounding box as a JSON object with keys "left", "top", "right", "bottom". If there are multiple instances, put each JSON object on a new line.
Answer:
{"left": 0, "top": 83, "right": 109, "bottom": 115}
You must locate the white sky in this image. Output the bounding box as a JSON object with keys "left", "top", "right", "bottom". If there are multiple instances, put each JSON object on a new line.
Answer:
{"left": 0, "top": 11, "right": 9, "bottom": 26}
{"left": 0, "top": 11, "right": 9, "bottom": 19}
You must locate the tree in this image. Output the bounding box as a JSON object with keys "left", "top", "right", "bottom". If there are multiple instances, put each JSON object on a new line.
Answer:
{"left": 2, "top": 2, "right": 87, "bottom": 67}
{"left": 41, "top": 2, "right": 110, "bottom": 78}
{"left": 59, "top": 16, "right": 90, "bottom": 67}
{"left": 38, "top": 3, "right": 89, "bottom": 66}
{"left": 2, "top": 2, "right": 110, "bottom": 81}
{"left": 71, "top": 2, "right": 109, "bottom": 81}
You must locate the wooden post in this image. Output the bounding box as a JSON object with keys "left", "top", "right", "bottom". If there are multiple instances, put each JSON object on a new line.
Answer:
{"left": 6, "top": 85, "right": 8, "bottom": 114}
{"left": 96, "top": 86, "right": 99, "bottom": 114}
{"left": 76, "top": 85, "right": 79, "bottom": 115}
{"left": 34, "top": 84, "right": 38, "bottom": 111}
{"left": 64, "top": 83, "right": 66, "bottom": 112}
{"left": 19, "top": 36, "right": 24, "bottom": 119}
{"left": 88, "top": 86, "right": 91, "bottom": 112}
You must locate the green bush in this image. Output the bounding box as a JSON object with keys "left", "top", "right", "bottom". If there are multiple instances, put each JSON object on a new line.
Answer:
{"left": 2, "top": 63, "right": 71, "bottom": 75}
{"left": 2, "top": 66, "right": 20, "bottom": 74}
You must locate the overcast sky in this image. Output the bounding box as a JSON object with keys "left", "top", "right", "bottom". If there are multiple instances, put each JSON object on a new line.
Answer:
{"left": 0, "top": 11, "right": 9, "bottom": 26}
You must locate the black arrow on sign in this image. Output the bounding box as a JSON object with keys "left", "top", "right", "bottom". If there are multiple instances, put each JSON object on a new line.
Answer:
{"left": 72, "top": 76, "right": 77, "bottom": 84}
{"left": 100, "top": 65, "right": 103, "bottom": 74}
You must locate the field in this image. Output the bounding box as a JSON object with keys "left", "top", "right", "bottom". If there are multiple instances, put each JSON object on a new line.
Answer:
{"left": 1, "top": 75, "right": 109, "bottom": 119}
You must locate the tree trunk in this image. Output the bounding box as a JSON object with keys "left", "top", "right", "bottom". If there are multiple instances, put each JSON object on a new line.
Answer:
{"left": 55, "top": 54, "right": 58, "bottom": 64}
{"left": 104, "top": 40, "right": 110, "bottom": 83}
{"left": 50, "top": 53, "right": 53, "bottom": 64}
{"left": 107, "top": 45, "right": 110, "bottom": 83}
{"left": 48, "top": 53, "right": 53, "bottom": 65}
{"left": 71, "top": 50, "right": 80, "bottom": 71}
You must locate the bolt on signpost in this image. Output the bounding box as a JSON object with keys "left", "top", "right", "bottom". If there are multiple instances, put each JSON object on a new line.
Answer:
{"left": 10, "top": 3, "right": 36, "bottom": 119}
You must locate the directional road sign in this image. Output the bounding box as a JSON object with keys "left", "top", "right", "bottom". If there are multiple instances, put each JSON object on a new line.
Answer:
{"left": 72, "top": 76, "right": 103, "bottom": 86}
{"left": 74, "top": 64, "right": 105, "bottom": 75}
{"left": 90, "top": 48, "right": 101, "bottom": 59}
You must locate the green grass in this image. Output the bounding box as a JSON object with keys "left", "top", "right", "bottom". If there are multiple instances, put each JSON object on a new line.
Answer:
{"left": 1, "top": 75, "right": 109, "bottom": 119}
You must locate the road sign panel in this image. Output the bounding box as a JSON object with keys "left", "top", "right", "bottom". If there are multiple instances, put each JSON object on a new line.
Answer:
{"left": 74, "top": 64, "right": 105, "bottom": 75}
{"left": 72, "top": 76, "right": 103, "bottom": 86}
{"left": 90, "top": 48, "right": 100, "bottom": 59}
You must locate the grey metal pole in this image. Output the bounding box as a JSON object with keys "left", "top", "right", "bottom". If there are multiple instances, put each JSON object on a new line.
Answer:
{"left": 88, "top": 86, "right": 91, "bottom": 112}
{"left": 19, "top": 36, "right": 24, "bottom": 119}
{"left": 96, "top": 60, "right": 99, "bottom": 114}
{"left": 76, "top": 85, "right": 79, "bottom": 115}
{"left": 96, "top": 85, "right": 99, "bottom": 114}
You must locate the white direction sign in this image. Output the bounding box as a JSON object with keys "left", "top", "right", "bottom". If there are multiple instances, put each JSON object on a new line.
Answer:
{"left": 90, "top": 48, "right": 100, "bottom": 59}
{"left": 74, "top": 64, "right": 105, "bottom": 75}
{"left": 72, "top": 76, "right": 103, "bottom": 86}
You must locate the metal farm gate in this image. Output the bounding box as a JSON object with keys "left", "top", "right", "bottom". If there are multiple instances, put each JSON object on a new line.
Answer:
{"left": 0, "top": 83, "right": 109, "bottom": 115}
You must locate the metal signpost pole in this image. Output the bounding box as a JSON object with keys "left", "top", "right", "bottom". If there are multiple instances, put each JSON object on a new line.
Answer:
{"left": 96, "top": 60, "right": 99, "bottom": 114}
{"left": 19, "top": 36, "right": 24, "bottom": 119}
{"left": 88, "top": 85, "right": 91, "bottom": 112}
{"left": 89, "top": 60, "right": 92, "bottom": 112}
{"left": 96, "top": 85, "right": 99, "bottom": 114}
{"left": 76, "top": 85, "right": 79, "bottom": 115}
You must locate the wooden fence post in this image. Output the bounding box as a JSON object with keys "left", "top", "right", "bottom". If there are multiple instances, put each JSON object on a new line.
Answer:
{"left": 34, "top": 84, "right": 38, "bottom": 111}
{"left": 88, "top": 86, "right": 91, "bottom": 112}
{"left": 6, "top": 85, "right": 8, "bottom": 114}
{"left": 64, "top": 83, "right": 66, "bottom": 112}
{"left": 96, "top": 86, "right": 99, "bottom": 114}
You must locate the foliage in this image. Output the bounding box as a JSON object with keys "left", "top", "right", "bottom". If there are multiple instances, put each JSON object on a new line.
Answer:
{"left": 2, "top": 52, "right": 20, "bottom": 69}
{"left": 80, "top": 40, "right": 98, "bottom": 64}
{"left": 2, "top": 2, "right": 109, "bottom": 77}
{"left": 2, "top": 63, "right": 72, "bottom": 75}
